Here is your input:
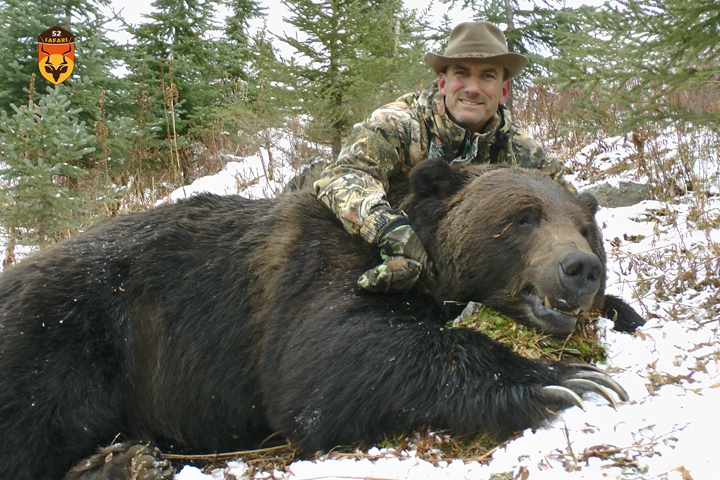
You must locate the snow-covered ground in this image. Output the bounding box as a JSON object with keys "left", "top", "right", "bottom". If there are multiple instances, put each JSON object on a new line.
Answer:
{"left": 165, "top": 140, "right": 719, "bottom": 480}
{"left": 0, "top": 137, "right": 717, "bottom": 479}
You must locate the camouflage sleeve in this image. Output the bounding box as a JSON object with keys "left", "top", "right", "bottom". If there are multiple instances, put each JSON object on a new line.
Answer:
{"left": 314, "top": 104, "right": 419, "bottom": 242}
{"left": 507, "top": 126, "right": 577, "bottom": 194}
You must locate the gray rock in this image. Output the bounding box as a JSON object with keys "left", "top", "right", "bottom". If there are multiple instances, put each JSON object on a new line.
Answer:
{"left": 452, "top": 301, "right": 483, "bottom": 326}
{"left": 581, "top": 181, "right": 652, "bottom": 208}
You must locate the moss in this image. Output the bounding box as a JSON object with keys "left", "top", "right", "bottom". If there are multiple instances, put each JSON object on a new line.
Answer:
{"left": 450, "top": 305, "right": 607, "bottom": 364}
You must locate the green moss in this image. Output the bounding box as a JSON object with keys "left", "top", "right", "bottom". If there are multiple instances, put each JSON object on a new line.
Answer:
{"left": 450, "top": 305, "right": 607, "bottom": 364}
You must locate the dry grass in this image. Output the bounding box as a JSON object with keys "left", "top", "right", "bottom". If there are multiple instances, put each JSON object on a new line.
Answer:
{"left": 514, "top": 84, "right": 719, "bottom": 201}
{"left": 604, "top": 204, "right": 720, "bottom": 323}
{"left": 161, "top": 440, "right": 298, "bottom": 477}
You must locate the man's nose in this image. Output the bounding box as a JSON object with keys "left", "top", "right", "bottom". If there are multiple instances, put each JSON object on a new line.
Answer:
{"left": 463, "top": 77, "right": 483, "bottom": 95}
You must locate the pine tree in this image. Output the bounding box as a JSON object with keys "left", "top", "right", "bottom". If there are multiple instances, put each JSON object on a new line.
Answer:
{"left": 0, "top": 0, "right": 123, "bottom": 126}
{"left": 199, "top": 0, "right": 267, "bottom": 156}
{"left": 0, "top": 84, "right": 121, "bottom": 250}
{"left": 0, "top": 0, "right": 137, "bottom": 202}
{"left": 547, "top": 0, "right": 720, "bottom": 136}
{"left": 129, "top": 0, "right": 227, "bottom": 136}
{"left": 123, "top": 0, "right": 252, "bottom": 186}
{"left": 222, "top": 0, "right": 264, "bottom": 99}
{"left": 269, "top": 0, "right": 430, "bottom": 157}
{"left": 0, "top": 1, "right": 50, "bottom": 113}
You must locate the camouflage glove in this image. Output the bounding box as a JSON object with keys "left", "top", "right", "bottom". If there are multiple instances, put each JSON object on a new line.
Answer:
{"left": 358, "top": 217, "right": 431, "bottom": 293}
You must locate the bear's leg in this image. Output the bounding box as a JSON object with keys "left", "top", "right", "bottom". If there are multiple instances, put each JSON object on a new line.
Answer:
{"left": 0, "top": 371, "right": 126, "bottom": 480}
{"left": 264, "top": 314, "right": 628, "bottom": 454}
{"left": 65, "top": 443, "right": 174, "bottom": 480}
{"left": 0, "top": 312, "right": 128, "bottom": 480}
{"left": 602, "top": 294, "right": 646, "bottom": 332}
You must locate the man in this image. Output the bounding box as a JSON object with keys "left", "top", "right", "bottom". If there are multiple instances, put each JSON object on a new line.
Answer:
{"left": 313, "top": 21, "right": 570, "bottom": 294}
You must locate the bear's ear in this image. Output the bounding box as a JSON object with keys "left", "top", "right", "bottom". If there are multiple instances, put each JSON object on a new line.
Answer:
{"left": 578, "top": 191, "right": 600, "bottom": 216}
{"left": 410, "top": 158, "right": 471, "bottom": 200}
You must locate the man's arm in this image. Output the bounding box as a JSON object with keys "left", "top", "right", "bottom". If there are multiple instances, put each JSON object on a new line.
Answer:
{"left": 314, "top": 105, "right": 434, "bottom": 293}
{"left": 314, "top": 105, "right": 417, "bottom": 242}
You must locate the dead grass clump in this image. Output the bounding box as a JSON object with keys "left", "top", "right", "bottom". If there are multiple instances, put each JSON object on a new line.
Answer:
{"left": 377, "top": 429, "right": 508, "bottom": 464}
{"left": 321, "top": 428, "right": 513, "bottom": 468}
{"left": 606, "top": 200, "right": 720, "bottom": 323}
{"left": 162, "top": 441, "right": 298, "bottom": 477}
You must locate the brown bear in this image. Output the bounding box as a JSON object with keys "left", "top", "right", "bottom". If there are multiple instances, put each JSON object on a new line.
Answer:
{"left": 0, "top": 159, "right": 641, "bottom": 480}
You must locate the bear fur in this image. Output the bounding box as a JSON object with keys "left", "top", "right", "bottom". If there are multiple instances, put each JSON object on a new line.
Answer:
{"left": 0, "top": 159, "right": 642, "bottom": 479}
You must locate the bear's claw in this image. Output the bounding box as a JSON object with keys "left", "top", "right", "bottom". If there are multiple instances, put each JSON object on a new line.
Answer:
{"left": 543, "top": 364, "right": 629, "bottom": 413}
{"left": 574, "top": 369, "right": 630, "bottom": 402}
{"left": 564, "top": 378, "right": 619, "bottom": 410}
{"left": 543, "top": 385, "right": 587, "bottom": 411}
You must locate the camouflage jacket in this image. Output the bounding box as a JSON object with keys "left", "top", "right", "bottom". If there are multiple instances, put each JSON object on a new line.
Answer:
{"left": 314, "top": 80, "right": 571, "bottom": 243}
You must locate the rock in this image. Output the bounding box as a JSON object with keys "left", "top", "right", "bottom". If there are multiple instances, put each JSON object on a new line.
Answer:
{"left": 581, "top": 181, "right": 652, "bottom": 208}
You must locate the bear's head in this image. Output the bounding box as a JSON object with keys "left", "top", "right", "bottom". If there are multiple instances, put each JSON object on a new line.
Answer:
{"left": 402, "top": 159, "right": 606, "bottom": 335}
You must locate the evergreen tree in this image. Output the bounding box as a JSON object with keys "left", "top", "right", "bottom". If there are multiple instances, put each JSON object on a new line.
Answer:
{"left": 212, "top": 25, "right": 286, "bottom": 151}
{"left": 547, "top": 0, "right": 720, "bottom": 136}
{"left": 129, "top": 0, "right": 228, "bottom": 136}
{"left": 203, "top": 0, "right": 267, "bottom": 154}
{"left": 269, "top": 0, "right": 430, "bottom": 157}
{"left": 124, "top": 0, "right": 259, "bottom": 185}
{"left": 222, "top": 0, "right": 264, "bottom": 99}
{"left": 0, "top": 0, "right": 136, "bottom": 197}
{"left": 0, "top": 1, "right": 50, "bottom": 113}
{"left": 0, "top": 85, "right": 121, "bottom": 249}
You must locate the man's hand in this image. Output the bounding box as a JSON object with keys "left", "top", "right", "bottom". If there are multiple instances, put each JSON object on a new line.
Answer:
{"left": 358, "top": 221, "right": 432, "bottom": 293}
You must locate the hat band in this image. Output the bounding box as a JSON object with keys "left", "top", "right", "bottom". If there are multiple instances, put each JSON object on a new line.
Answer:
{"left": 443, "top": 52, "right": 509, "bottom": 59}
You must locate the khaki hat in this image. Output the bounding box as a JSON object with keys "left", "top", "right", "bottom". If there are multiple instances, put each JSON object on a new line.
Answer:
{"left": 424, "top": 21, "right": 528, "bottom": 79}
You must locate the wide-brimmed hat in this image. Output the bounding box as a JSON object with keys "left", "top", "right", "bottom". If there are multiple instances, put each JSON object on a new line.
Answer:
{"left": 424, "top": 21, "right": 528, "bottom": 79}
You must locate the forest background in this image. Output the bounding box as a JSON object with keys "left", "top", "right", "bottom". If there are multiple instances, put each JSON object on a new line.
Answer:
{"left": 0, "top": 0, "right": 718, "bottom": 263}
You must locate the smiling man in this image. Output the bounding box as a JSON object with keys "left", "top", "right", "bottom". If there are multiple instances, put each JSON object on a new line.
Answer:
{"left": 438, "top": 62, "right": 508, "bottom": 132}
{"left": 314, "top": 21, "right": 572, "bottom": 294}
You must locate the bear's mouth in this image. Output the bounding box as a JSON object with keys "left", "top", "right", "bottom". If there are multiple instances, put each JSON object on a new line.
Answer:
{"left": 519, "top": 287, "right": 582, "bottom": 335}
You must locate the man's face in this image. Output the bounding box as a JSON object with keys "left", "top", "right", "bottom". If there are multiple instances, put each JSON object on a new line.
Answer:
{"left": 438, "top": 62, "right": 511, "bottom": 133}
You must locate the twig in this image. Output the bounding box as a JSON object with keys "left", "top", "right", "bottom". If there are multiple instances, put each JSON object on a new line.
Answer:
{"left": 162, "top": 443, "right": 296, "bottom": 461}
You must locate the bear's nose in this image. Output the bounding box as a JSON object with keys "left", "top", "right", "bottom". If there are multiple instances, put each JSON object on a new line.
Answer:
{"left": 557, "top": 251, "right": 603, "bottom": 298}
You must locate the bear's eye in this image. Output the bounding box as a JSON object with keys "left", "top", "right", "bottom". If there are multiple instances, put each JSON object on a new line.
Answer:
{"left": 580, "top": 225, "right": 595, "bottom": 241}
{"left": 515, "top": 210, "right": 539, "bottom": 228}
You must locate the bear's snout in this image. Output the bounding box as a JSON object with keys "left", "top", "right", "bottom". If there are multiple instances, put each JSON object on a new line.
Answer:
{"left": 557, "top": 251, "right": 603, "bottom": 299}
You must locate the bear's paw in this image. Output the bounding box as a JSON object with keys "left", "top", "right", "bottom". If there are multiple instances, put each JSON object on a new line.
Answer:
{"left": 65, "top": 442, "right": 174, "bottom": 480}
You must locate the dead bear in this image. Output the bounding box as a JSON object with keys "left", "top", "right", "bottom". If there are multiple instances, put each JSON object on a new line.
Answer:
{"left": 0, "top": 159, "right": 643, "bottom": 480}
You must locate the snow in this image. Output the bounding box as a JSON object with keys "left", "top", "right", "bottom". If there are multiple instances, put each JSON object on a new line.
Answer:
{"left": 166, "top": 148, "right": 296, "bottom": 202}
{"left": 165, "top": 142, "right": 719, "bottom": 480}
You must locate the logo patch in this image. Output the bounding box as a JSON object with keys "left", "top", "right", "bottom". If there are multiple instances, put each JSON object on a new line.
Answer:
{"left": 38, "top": 26, "right": 75, "bottom": 85}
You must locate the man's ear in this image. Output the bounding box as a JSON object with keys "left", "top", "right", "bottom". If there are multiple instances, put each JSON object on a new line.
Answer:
{"left": 499, "top": 79, "right": 511, "bottom": 105}
{"left": 438, "top": 72, "right": 447, "bottom": 96}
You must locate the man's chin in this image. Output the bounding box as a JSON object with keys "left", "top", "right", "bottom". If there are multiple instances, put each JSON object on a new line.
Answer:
{"left": 454, "top": 114, "right": 491, "bottom": 132}
{"left": 445, "top": 104, "right": 495, "bottom": 132}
